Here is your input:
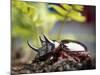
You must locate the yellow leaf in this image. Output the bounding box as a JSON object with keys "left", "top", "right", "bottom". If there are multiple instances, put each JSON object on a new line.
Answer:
{"left": 61, "top": 4, "right": 72, "bottom": 11}
{"left": 49, "top": 5, "right": 68, "bottom": 16}
{"left": 68, "top": 10, "right": 86, "bottom": 22}
{"left": 72, "top": 5, "right": 83, "bottom": 11}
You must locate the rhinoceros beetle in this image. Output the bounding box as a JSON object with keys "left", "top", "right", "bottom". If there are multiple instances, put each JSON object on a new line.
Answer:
{"left": 27, "top": 34, "right": 91, "bottom": 64}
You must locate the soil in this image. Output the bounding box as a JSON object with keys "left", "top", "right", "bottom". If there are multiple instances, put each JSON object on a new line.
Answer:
{"left": 11, "top": 56, "right": 95, "bottom": 74}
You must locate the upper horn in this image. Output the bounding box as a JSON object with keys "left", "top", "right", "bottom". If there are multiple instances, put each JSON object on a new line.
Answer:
{"left": 42, "top": 34, "right": 54, "bottom": 44}
{"left": 27, "top": 40, "right": 39, "bottom": 52}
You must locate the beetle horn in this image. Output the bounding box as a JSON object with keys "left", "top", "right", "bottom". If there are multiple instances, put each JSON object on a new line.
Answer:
{"left": 43, "top": 34, "right": 54, "bottom": 44}
{"left": 27, "top": 40, "right": 38, "bottom": 52}
{"left": 39, "top": 35, "right": 45, "bottom": 43}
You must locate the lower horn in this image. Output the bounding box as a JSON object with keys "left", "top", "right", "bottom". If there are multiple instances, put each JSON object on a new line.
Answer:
{"left": 27, "top": 40, "right": 38, "bottom": 52}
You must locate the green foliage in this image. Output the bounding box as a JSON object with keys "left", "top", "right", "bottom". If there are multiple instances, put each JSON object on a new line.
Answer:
{"left": 49, "top": 4, "right": 85, "bottom": 22}
{"left": 12, "top": 0, "right": 86, "bottom": 47}
{"left": 68, "top": 10, "right": 85, "bottom": 22}
{"left": 49, "top": 5, "right": 69, "bottom": 16}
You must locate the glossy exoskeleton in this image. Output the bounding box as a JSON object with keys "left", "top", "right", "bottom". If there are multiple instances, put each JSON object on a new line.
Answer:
{"left": 27, "top": 34, "right": 91, "bottom": 64}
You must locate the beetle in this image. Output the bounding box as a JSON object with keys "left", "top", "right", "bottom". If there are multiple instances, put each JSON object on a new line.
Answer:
{"left": 27, "top": 34, "right": 91, "bottom": 64}
{"left": 27, "top": 34, "right": 58, "bottom": 61}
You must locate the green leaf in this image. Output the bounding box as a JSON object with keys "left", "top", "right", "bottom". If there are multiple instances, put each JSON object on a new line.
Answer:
{"left": 61, "top": 4, "right": 72, "bottom": 11}
{"left": 49, "top": 5, "right": 68, "bottom": 16}
{"left": 72, "top": 5, "right": 83, "bottom": 11}
{"left": 68, "top": 10, "right": 86, "bottom": 22}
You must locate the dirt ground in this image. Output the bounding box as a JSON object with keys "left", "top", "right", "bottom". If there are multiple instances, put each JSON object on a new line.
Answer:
{"left": 11, "top": 56, "right": 95, "bottom": 74}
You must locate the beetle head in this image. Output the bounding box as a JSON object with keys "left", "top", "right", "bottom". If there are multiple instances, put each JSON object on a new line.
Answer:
{"left": 39, "top": 34, "right": 55, "bottom": 50}
{"left": 27, "top": 34, "right": 59, "bottom": 57}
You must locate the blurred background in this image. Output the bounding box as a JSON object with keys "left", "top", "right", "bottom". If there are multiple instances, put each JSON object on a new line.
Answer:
{"left": 11, "top": 0, "right": 96, "bottom": 64}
